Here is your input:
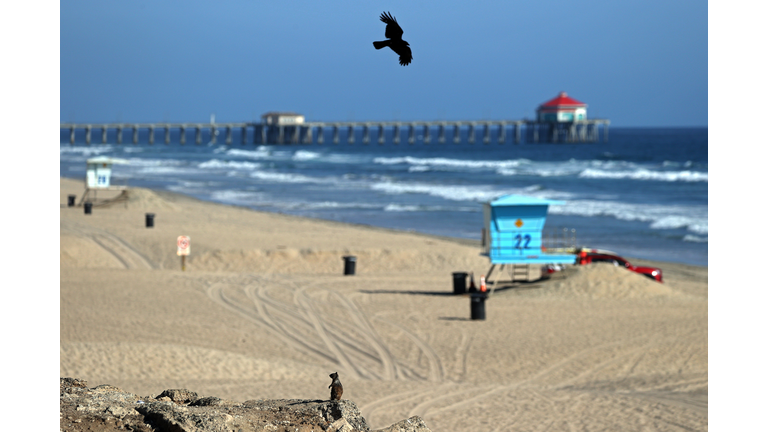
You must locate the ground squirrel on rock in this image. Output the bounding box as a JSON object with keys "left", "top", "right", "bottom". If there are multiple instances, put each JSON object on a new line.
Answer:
{"left": 329, "top": 372, "right": 343, "bottom": 401}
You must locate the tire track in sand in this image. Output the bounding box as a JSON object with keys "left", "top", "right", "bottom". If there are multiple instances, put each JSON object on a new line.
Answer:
{"left": 421, "top": 335, "right": 654, "bottom": 418}
{"left": 204, "top": 275, "right": 444, "bottom": 383}
{"left": 206, "top": 279, "right": 337, "bottom": 364}
{"left": 373, "top": 316, "right": 444, "bottom": 382}
{"left": 61, "top": 220, "right": 155, "bottom": 269}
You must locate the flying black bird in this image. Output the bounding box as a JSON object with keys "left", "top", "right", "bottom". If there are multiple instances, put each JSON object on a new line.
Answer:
{"left": 372, "top": 11, "right": 412, "bottom": 66}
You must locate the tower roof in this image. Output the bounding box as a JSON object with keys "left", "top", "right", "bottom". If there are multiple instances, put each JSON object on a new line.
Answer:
{"left": 539, "top": 92, "right": 586, "bottom": 108}
{"left": 487, "top": 194, "right": 565, "bottom": 207}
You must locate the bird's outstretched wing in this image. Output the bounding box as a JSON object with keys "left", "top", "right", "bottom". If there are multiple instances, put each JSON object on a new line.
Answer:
{"left": 380, "top": 11, "right": 403, "bottom": 40}
{"left": 392, "top": 45, "right": 412, "bottom": 66}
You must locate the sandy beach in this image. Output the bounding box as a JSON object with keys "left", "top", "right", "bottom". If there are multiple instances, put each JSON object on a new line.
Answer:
{"left": 60, "top": 176, "right": 708, "bottom": 430}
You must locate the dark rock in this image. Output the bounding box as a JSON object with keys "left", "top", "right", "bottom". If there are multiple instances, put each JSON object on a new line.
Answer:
{"left": 60, "top": 378, "right": 432, "bottom": 432}
{"left": 156, "top": 389, "right": 200, "bottom": 405}
{"left": 190, "top": 396, "right": 229, "bottom": 407}
{"left": 371, "top": 416, "right": 431, "bottom": 432}
{"left": 60, "top": 377, "right": 88, "bottom": 393}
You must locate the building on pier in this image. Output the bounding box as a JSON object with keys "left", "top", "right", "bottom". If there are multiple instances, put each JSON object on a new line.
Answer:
{"left": 261, "top": 112, "right": 305, "bottom": 125}
{"left": 537, "top": 92, "right": 587, "bottom": 123}
{"left": 527, "top": 92, "right": 606, "bottom": 143}
{"left": 260, "top": 112, "right": 305, "bottom": 144}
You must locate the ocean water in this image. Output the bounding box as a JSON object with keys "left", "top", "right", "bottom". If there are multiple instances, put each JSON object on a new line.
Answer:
{"left": 60, "top": 127, "right": 708, "bottom": 266}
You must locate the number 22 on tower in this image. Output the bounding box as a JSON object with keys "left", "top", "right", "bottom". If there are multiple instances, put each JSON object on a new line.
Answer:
{"left": 514, "top": 234, "right": 531, "bottom": 249}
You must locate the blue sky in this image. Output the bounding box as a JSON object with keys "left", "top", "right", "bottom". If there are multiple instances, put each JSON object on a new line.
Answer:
{"left": 60, "top": 1, "right": 707, "bottom": 126}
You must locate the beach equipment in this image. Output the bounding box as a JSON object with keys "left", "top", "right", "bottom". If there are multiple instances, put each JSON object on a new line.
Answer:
{"left": 470, "top": 292, "right": 487, "bottom": 320}
{"left": 342, "top": 256, "right": 357, "bottom": 276}
{"left": 452, "top": 272, "right": 468, "bottom": 295}
{"left": 482, "top": 194, "right": 577, "bottom": 293}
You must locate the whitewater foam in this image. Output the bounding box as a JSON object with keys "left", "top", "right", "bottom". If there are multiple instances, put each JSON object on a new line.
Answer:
{"left": 198, "top": 159, "right": 261, "bottom": 170}
{"left": 373, "top": 156, "right": 527, "bottom": 170}
{"left": 579, "top": 168, "right": 708, "bottom": 182}
{"left": 549, "top": 200, "right": 708, "bottom": 235}
{"left": 292, "top": 150, "right": 321, "bottom": 161}
{"left": 369, "top": 180, "right": 575, "bottom": 203}
{"left": 209, "top": 190, "right": 267, "bottom": 205}
{"left": 224, "top": 147, "right": 272, "bottom": 159}
{"left": 249, "top": 171, "right": 326, "bottom": 184}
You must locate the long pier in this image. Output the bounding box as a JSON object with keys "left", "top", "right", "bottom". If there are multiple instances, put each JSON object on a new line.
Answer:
{"left": 59, "top": 119, "right": 609, "bottom": 145}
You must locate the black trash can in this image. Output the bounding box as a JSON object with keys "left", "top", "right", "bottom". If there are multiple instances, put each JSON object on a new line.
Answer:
{"left": 452, "top": 272, "right": 468, "bottom": 295}
{"left": 145, "top": 213, "right": 155, "bottom": 228}
{"left": 470, "top": 292, "right": 488, "bottom": 320}
{"left": 342, "top": 256, "right": 357, "bottom": 276}
{"left": 67, "top": 195, "right": 76, "bottom": 207}
{"left": 84, "top": 202, "right": 92, "bottom": 215}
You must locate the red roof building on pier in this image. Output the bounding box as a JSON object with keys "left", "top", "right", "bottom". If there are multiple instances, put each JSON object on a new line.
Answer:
{"left": 536, "top": 92, "right": 588, "bottom": 123}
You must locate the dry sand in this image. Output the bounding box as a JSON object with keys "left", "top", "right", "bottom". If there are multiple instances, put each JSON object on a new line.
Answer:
{"left": 60, "top": 177, "right": 708, "bottom": 431}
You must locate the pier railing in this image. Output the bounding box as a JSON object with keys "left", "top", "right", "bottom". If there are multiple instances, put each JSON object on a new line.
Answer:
{"left": 60, "top": 119, "right": 609, "bottom": 145}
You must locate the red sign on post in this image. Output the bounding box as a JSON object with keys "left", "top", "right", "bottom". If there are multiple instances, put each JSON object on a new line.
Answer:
{"left": 177, "top": 236, "right": 190, "bottom": 256}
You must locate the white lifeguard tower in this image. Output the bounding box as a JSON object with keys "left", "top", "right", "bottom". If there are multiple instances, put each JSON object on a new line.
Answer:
{"left": 78, "top": 156, "right": 129, "bottom": 205}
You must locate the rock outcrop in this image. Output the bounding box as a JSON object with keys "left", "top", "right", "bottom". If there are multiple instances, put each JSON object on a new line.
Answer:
{"left": 60, "top": 378, "right": 431, "bottom": 432}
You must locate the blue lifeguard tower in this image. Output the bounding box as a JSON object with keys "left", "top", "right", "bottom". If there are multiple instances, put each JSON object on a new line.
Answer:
{"left": 482, "top": 194, "right": 576, "bottom": 291}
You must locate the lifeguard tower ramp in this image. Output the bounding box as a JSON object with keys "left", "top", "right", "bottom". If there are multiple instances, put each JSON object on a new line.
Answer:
{"left": 78, "top": 156, "right": 129, "bottom": 205}
{"left": 481, "top": 194, "right": 576, "bottom": 292}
